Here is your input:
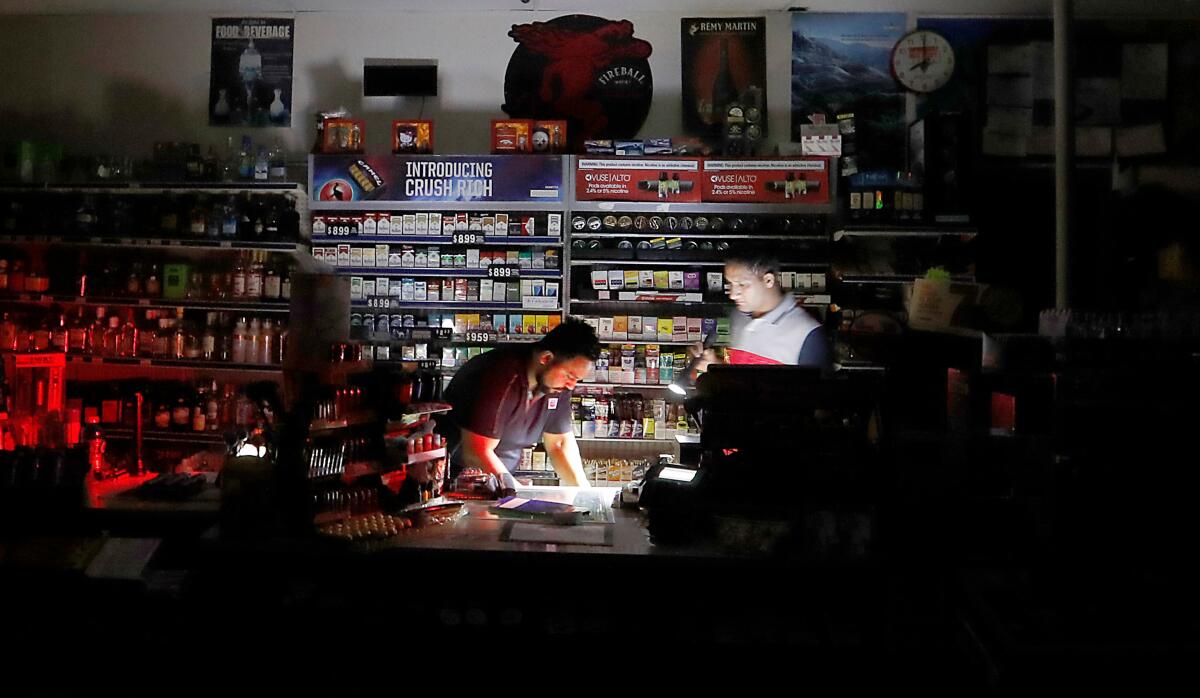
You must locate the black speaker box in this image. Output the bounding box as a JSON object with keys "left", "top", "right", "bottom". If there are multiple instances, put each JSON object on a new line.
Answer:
{"left": 363, "top": 61, "right": 437, "bottom": 97}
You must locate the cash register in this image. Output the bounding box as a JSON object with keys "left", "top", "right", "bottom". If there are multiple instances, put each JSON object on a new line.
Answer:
{"left": 639, "top": 365, "right": 881, "bottom": 546}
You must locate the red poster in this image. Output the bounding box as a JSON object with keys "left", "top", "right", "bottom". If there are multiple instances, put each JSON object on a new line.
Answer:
{"left": 575, "top": 158, "right": 703, "bottom": 202}
{"left": 700, "top": 158, "right": 830, "bottom": 204}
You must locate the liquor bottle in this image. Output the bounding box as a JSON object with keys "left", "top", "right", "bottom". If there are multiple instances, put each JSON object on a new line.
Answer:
{"left": 172, "top": 392, "right": 191, "bottom": 431}
{"left": 220, "top": 383, "right": 237, "bottom": 428}
{"left": 220, "top": 196, "right": 238, "bottom": 238}
{"left": 222, "top": 136, "right": 238, "bottom": 183}
{"left": 259, "top": 318, "right": 275, "bottom": 365}
{"left": 0, "top": 312, "right": 20, "bottom": 352}
{"left": 172, "top": 308, "right": 187, "bottom": 359}
{"left": 101, "top": 314, "right": 122, "bottom": 357}
{"left": 710, "top": 38, "right": 737, "bottom": 127}
{"left": 145, "top": 263, "right": 162, "bottom": 297}
{"left": 279, "top": 197, "right": 300, "bottom": 241}
{"left": 245, "top": 251, "right": 264, "bottom": 299}
{"left": 192, "top": 383, "right": 208, "bottom": 432}
{"left": 153, "top": 310, "right": 174, "bottom": 358}
{"left": 139, "top": 309, "right": 158, "bottom": 358}
{"left": 231, "top": 252, "right": 247, "bottom": 299}
{"left": 67, "top": 308, "right": 88, "bottom": 354}
{"left": 119, "top": 309, "right": 139, "bottom": 358}
{"left": 51, "top": 310, "right": 69, "bottom": 352}
{"left": 206, "top": 380, "right": 221, "bottom": 431}
{"left": 238, "top": 136, "right": 254, "bottom": 180}
{"left": 188, "top": 195, "right": 208, "bottom": 238}
{"left": 205, "top": 197, "right": 221, "bottom": 238}
{"left": 74, "top": 195, "right": 98, "bottom": 236}
{"left": 247, "top": 317, "right": 262, "bottom": 365}
{"left": 268, "top": 140, "right": 286, "bottom": 181}
{"left": 182, "top": 318, "right": 202, "bottom": 359}
{"left": 126, "top": 262, "right": 143, "bottom": 295}
{"left": 254, "top": 146, "right": 269, "bottom": 182}
{"left": 263, "top": 199, "right": 281, "bottom": 239}
{"left": 237, "top": 192, "right": 254, "bottom": 239}
{"left": 201, "top": 312, "right": 218, "bottom": 361}
{"left": 263, "top": 264, "right": 281, "bottom": 300}
{"left": 251, "top": 197, "right": 266, "bottom": 239}
{"left": 85, "top": 306, "right": 107, "bottom": 355}
{"left": 185, "top": 144, "right": 204, "bottom": 181}
{"left": 203, "top": 145, "right": 220, "bottom": 181}
{"left": 159, "top": 193, "right": 180, "bottom": 237}
{"left": 231, "top": 317, "right": 250, "bottom": 364}
{"left": 218, "top": 313, "right": 233, "bottom": 362}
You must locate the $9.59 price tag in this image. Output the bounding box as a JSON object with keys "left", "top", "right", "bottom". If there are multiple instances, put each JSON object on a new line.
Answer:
{"left": 462, "top": 331, "right": 499, "bottom": 344}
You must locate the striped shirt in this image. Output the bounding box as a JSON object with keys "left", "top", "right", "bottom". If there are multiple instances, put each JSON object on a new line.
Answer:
{"left": 727, "top": 293, "right": 830, "bottom": 369}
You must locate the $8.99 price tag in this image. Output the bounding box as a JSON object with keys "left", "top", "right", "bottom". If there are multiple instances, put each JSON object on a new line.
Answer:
{"left": 486, "top": 264, "right": 520, "bottom": 279}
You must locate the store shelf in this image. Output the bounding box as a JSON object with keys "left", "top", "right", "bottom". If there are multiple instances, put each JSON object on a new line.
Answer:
{"left": 570, "top": 201, "right": 833, "bottom": 215}
{"left": 575, "top": 232, "right": 828, "bottom": 241}
{"left": 66, "top": 355, "right": 283, "bottom": 373}
{"left": 0, "top": 182, "right": 305, "bottom": 194}
{"left": 103, "top": 427, "right": 229, "bottom": 445}
{"left": 353, "top": 300, "right": 561, "bottom": 312}
{"left": 833, "top": 225, "right": 977, "bottom": 241}
{"left": 594, "top": 339, "right": 696, "bottom": 346}
{"left": 569, "top": 298, "right": 727, "bottom": 308}
{"left": 399, "top": 448, "right": 447, "bottom": 467}
{"left": 333, "top": 267, "right": 561, "bottom": 278}
{"left": 309, "top": 412, "right": 377, "bottom": 432}
{"left": 0, "top": 292, "right": 291, "bottom": 313}
{"left": 311, "top": 235, "right": 561, "bottom": 246}
{"left": 0, "top": 233, "right": 305, "bottom": 253}
{"left": 309, "top": 200, "right": 565, "bottom": 212}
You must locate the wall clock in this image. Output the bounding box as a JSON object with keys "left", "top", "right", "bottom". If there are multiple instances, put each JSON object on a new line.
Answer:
{"left": 891, "top": 29, "right": 955, "bottom": 94}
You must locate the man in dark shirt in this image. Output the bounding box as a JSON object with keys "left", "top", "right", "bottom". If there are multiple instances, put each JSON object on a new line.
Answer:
{"left": 443, "top": 318, "right": 599, "bottom": 492}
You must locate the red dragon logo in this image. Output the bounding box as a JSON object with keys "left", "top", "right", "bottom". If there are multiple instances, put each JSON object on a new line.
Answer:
{"left": 503, "top": 15, "right": 653, "bottom": 148}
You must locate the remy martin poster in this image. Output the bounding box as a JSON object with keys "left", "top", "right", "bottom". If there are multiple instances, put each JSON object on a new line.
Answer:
{"left": 682, "top": 17, "right": 767, "bottom": 137}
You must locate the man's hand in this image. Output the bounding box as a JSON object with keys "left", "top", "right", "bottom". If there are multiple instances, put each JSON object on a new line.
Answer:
{"left": 688, "top": 342, "right": 720, "bottom": 376}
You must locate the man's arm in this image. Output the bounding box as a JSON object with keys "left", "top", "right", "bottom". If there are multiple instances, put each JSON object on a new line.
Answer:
{"left": 542, "top": 431, "right": 590, "bottom": 488}
{"left": 459, "top": 427, "right": 518, "bottom": 489}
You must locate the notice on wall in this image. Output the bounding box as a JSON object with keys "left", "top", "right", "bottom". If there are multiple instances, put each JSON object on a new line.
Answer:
{"left": 312, "top": 155, "right": 564, "bottom": 203}
{"left": 681, "top": 17, "right": 767, "bottom": 137}
{"left": 209, "top": 17, "right": 294, "bottom": 127}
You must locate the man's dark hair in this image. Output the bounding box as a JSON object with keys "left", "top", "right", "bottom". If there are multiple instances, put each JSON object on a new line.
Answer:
{"left": 537, "top": 317, "right": 601, "bottom": 361}
{"left": 724, "top": 249, "right": 782, "bottom": 287}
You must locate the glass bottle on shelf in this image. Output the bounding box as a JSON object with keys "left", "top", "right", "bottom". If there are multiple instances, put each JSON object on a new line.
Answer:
{"left": 280, "top": 268, "right": 291, "bottom": 300}
{"left": 237, "top": 192, "right": 254, "bottom": 239}
{"left": 51, "top": 310, "right": 69, "bottom": 352}
{"left": 9, "top": 259, "right": 25, "bottom": 292}
{"left": 218, "top": 313, "right": 232, "bottom": 362}
{"left": 258, "top": 318, "right": 275, "bottom": 365}
{"left": 206, "top": 379, "right": 221, "bottom": 431}
{"left": 159, "top": 193, "right": 180, "bottom": 238}
{"left": 101, "top": 314, "right": 122, "bottom": 357}
{"left": 182, "top": 318, "right": 202, "bottom": 360}
{"left": 231, "top": 252, "right": 248, "bottom": 298}
{"left": 268, "top": 140, "right": 286, "bottom": 181}
{"left": 231, "top": 316, "right": 250, "bottom": 364}
{"left": 201, "top": 312, "right": 218, "bottom": 361}
{"left": 74, "top": 195, "right": 98, "bottom": 236}
{"left": 119, "top": 309, "right": 139, "bottom": 358}
{"left": 220, "top": 383, "right": 237, "bottom": 427}
{"left": 145, "top": 263, "right": 161, "bottom": 297}
{"left": 126, "top": 262, "right": 143, "bottom": 296}
{"left": 138, "top": 309, "right": 158, "bottom": 358}
{"left": 153, "top": 396, "right": 171, "bottom": 430}
{"left": 192, "top": 384, "right": 208, "bottom": 433}
{"left": 254, "top": 146, "right": 269, "bottom": 182}
{"left": 247, "top": 317, "right": 262, "bottom": 365}
{"left": 67, "top": 308, "right": 88, "bottom": 354}
{"left": 280, "top": 197, "right": 300, "bottom": 242}
{"left": 264, "top": 199, "right": 281, "bottom": 240}
{"left": 205, "top": 198, "right": 221, "bottom": 238}
{"left": 263, "top": 263, "right": 281, "bottom": 300}
{"left": 189, "top": 195, "right": 209, "bottom": 238}
{"left": 172, "top": 392, "right": 191, "bottom": 430}
{"left": 222, "top": 136, "right": 238, "bottom": 183}
{"left": 0, "top": 312, "right": 19, "bottom": 351}
{"left": 251, "top": 197, "right": 266, "bottom": 239}
{"left": 220, "top": 196, "right": 238, "bottom": 239}
{"left": 245, "top": 251, "right": 264, "bottom": 299}
{"left": 238, "top": 135, "right": 254, "bottom": 181}
{"left": 172, "top": 307, "right": 187, "bottom": 359}
{"left": 154, "top": 310, "right": 174, "bottom": 358}
{"left": 0, "top": 259, "right": 8, "bottom": 291}
{"left": 85, "top": 306, "right": 107, "bottom": 355}
{"left": 275, "top": 321, "right": 287, "bottom": 364}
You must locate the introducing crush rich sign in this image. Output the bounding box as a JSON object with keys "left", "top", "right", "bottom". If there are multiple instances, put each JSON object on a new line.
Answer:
{"left": 311, "top": 155, "right": 563, "bottom": 203}
{"left": 502, "top": 15, "right": 653, "bottom": 149}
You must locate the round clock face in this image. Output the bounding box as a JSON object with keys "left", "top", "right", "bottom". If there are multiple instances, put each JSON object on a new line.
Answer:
{"left": 891, "top": 30, "right": 955, "bottom": 93}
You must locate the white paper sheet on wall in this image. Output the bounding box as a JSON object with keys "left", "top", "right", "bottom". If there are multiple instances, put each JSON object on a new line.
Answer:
{"left": 988, "top": 43, "right": 1034, "bottom": 74}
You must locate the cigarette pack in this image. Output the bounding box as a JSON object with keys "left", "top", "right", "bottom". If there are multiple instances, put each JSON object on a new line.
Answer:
{"left": 673, "top": 316, "right": 688, "bottom": 342}
{"left": 518, "top": 250, "right": 533, "bottom": 269}
{"left": 401, "top": 247, "right": 415, "bottom": 267}
{"left": 363, "top": 214, "right": 378, "bottom": 236}
{"left": 466, "top": 248, "right": 480, "bottom": 268}
{"left": 391, "top": 119, "right": 434, "bottom": 154}
{"left": 495, "top": 213, "right": 509, "bottom": 236}
{"left": 545, "top": 281, "right": 559, "bottom": 298}
{"left": 639, "top": 270, "right": 655, "bottom": 289}
{"left": 524, "top": 315, "right": 537, "bottom": 335}
{"left": 363, "top": 247, "right": 377, "bottom": 268}
{"left": 491, "top": 281, "right": 505, "bottom": 302}
{"left": 684, "top": 271, "right": 700, "bottom": 290}
{"left": 414, "top": 280, "right": 427, "bottom": 301}
{"left": 467, "top": 279, "right": 480, "bottom": 301}
{"left": 688, "top": 317, "right": 703, "bottom": 342}
{"left": 669, "top": 271, "right": 685, "bottom": 290}
{"left": 624, "top": 270, "right": 639, "bottom": 289}
{"left": 608, "top": 270, "right": 624, "bottom": 290}
{"left": 642, "top": 316, "right": 657, "bottom": 339}
{"left": 429, "top": 213, "right": 442, "bottom": 234}
{"left": 491, "top": 119, "right": 533, "bottom": 153}
{"left": 532, "top": 120, "right": 568, "bottom": 153}
{"left": 591, "top": 271, "right": 608, "bottom": 290}
{"left": 657, "top": 318, "right": 674, "bottom": 341}
{"left": 598, "top": 317, "right": 614, "bottom": 340}
{"left": 707, "top": 272, "right": 724, "bottom": 292}
{"left": 376, "top": 278, "right": 390, "bottom": 297}
{"left": 350, "top": 247, "right": 363, "bottom": 267}
{"left": 416, "top": 212, "right": 429, "bottom": 235}
{"left": 362, "top": 279, "right": 376, "bottom": 299}
{"left": 654, "top": 271, "right": 670, "bottom": 290}
{"left": 629, "top": 316, "right": 643, "bottom": 336}
{"left": 349, "top": 276, "right": 363, "bottom": 300}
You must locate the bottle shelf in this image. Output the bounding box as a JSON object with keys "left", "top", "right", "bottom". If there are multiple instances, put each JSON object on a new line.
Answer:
{"left": 312, "top": 235, "right": 561, "bottom": 246}
{"left": 0, "top": 233, "right": 305, "bottom": 253}
{"left": 0, "top": 292, "right": 290, "bottom": 314}
{"left": 66, "top": 355, "right": 283, "bottom": 373}
{"left": 332, "top": 267, "right": 561, "bottom": 278}
{"left": 833, "top": 225, "right": 977, "bottom": 241}
{"left": 103, "top": 427, "right": 229, "bottom": 445}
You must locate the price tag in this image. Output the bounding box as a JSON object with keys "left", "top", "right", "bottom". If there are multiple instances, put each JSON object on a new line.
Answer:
{"left": 486, "top": 264, "right": 521, "bottom": 280}
{"left": 451, "top": 232, "right": 484, "bottom": 245}
{"left": 139, "top": 359, "right": 151, "bottom": 366}
{"left": 368, "top": 298, "right": 393, "bottom": 309}
{"left": 168, "top": 239, "right": 183, "bottom": 246}
{"left": 462, "top": 331, "right": 499, "bottom": 344}
{"left": 137, "top": 299, "right": 150, "bottom": 306}
{"left": 219, "top": 241, "right": 233, "bottom": 248}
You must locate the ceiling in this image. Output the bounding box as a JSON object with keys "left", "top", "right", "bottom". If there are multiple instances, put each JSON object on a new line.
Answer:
{"left": 0, "top": 0, "right": 1197, "bottom": 16}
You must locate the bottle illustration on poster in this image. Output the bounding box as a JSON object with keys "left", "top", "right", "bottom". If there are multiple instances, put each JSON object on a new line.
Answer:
{"left": 210, "top": 18, "right": 294, "bottom": 127}
{"left": 681, "top": 17, "right": 767, "bottom": 137}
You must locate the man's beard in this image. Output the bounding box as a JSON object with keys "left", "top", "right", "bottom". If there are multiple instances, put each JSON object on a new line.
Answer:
{"left": 533, "top": 366, "right": 555, "bottom": 395}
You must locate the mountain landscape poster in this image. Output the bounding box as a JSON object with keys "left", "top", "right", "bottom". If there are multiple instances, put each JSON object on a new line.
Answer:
{"left": 791, "top": 13, "right": 906, "bottom": 171}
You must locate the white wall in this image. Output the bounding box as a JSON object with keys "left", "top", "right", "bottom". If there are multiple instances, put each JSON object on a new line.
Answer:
{"left": 4, "top": 4, "right": 1152, "bottom": 159}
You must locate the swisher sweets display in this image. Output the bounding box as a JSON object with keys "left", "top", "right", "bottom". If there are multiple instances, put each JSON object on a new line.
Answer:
{"left": 209, "top": 18, "right": 294, "bottom": 127}
{"left": 681, "top": 17, "right": 767, "bottom": 137}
